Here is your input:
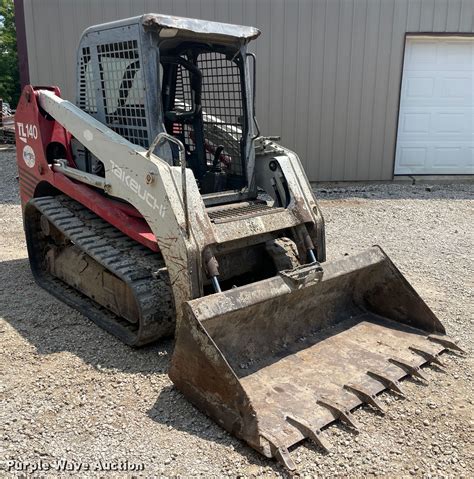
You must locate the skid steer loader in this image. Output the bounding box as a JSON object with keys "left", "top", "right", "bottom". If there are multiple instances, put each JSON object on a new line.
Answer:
{"left": 15, "top": 14, "right": 463, "bottom": 470}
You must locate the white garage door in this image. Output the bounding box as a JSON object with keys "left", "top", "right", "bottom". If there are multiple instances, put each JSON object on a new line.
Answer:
{"left": 395, "top": 36, "right": 473, "bottom": 175}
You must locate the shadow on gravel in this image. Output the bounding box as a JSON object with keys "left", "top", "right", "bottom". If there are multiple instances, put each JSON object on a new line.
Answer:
{"left": 1, "top": 256, "right": 285, "bottom": 473}
{"left": 0, "top": 180, "right": 20, "bottom": 205}
{"left": 148, "top": 386, "right": 285, "bottom": 475}
{"left": 0, "top": 257, "right": 173, "bottom": 375}
{"left": 312, "top": 183, "right": 473, "bottom": 202}
{"left": 0, "top": 147, "right": 21, "bottom": 205}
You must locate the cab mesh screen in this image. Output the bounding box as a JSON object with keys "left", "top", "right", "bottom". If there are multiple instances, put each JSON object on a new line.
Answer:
{"left": 97, "top": 40, "right": 148, "bottom": 147}
{"left": 78, "top": 47, "right": 97, "bottom": 115}
{"left": 173, "top": 51, "right": 245, "bottom": 179}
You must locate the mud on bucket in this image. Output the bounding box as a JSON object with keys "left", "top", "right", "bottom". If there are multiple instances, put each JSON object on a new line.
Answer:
{"left": 170, "top": 246, "right": 456, "bottom": 470}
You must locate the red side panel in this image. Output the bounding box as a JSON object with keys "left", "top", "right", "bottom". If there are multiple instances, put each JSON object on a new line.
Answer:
{"left": 14, "top": 85, "right": 159, "bottom": 252}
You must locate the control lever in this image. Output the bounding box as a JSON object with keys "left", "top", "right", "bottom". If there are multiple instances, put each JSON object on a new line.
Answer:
{"left": 212, "top": 145, "right": 225, "bottom": 170}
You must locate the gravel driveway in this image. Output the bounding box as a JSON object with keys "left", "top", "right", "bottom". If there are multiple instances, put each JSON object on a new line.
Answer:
{"left": 1, "top": 146, "right": 472, "bottom": 477}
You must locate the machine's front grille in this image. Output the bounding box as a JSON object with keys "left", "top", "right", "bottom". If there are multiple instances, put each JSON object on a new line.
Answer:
{"left": 207, "top": 201, "right": 283, "bottom": 224}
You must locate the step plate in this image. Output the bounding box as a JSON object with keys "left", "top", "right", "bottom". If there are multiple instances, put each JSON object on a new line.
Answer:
{"left": 207, "top": 201, "right": 283, "bottom": 224}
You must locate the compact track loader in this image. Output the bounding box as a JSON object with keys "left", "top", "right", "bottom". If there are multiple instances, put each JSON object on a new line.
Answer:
{"left": 15, "top": 14, "right": 463, "bottom": 470}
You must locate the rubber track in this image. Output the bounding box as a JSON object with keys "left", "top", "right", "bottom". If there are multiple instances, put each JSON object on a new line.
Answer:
{"left": 24, "top": 195, "right": 175, "bottom": 346}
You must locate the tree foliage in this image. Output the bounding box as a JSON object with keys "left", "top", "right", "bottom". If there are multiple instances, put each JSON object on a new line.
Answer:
{"left": 0, "top": 0, "right": 20, "bottom": 107}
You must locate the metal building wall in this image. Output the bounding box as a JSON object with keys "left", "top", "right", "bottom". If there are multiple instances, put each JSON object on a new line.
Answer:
{"left": 22, "top": 0, "right": 474, "bottom": 181}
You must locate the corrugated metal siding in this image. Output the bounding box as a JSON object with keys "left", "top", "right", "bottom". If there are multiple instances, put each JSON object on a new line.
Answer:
{"left": 22, "top": 0, "right": 474, "bottom": 181}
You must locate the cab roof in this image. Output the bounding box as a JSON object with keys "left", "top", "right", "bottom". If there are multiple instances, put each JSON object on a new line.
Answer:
{"left": 141, "top": 13, "right": 261, "bottom": 45}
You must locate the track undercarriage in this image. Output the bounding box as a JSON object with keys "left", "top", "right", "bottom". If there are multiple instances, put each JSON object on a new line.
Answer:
{"left": 24, "top": 196, "right": 174, "bottom": 346}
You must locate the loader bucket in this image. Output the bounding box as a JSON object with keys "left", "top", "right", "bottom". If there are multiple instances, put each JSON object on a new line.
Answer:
{"left": 169, "top": 246, "right": 461, "bottom": 470}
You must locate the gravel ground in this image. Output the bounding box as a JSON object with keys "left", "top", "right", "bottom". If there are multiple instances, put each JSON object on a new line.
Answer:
{"left": 1, "top": 146, "right": 472, "bottom": 478}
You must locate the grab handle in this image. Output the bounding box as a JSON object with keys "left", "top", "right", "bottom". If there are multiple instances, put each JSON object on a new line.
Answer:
{"left": 147, "top": 132, "right": 189, "bottom": 238}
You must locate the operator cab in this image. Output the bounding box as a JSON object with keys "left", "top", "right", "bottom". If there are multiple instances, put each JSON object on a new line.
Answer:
{"left": 73, "top": 14, "right": 260, "bottom": 204}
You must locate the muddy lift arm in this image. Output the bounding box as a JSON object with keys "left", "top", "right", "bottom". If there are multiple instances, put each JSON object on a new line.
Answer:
{"left": 16, "top": 14, "right": 463, "bottom": 470}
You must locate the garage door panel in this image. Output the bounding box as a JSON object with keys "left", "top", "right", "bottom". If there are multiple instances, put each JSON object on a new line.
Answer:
{"left": 401, "top": 73, "right": 472, "bottom": 107}
{"left": 442, "top": 76, "right": 473, "bottom": 99}
{"left": 401, "top": 112, "right": 431, "bottom": 134}
{"left": 439, "top": 41, "right": 473, "bottom": 68}
{"left": 405, "top": 76, "right": 435, "bottom": 98}
{"left": 433, "top": 147, "right": 463, "bottom": 168}
{"left": 432, "top": 146, "right": 472, "bottom": 172}
{"left": 434, "top": 112, "right": 467, "bottom": 135}
{"left": 407, "top": 41, "right": 438, "bottom": 68}
{"left": 396, "top": 146, "right": 428, "bottom": 170}
{"left": 395, "top": 37, "right": 474, "bottom": 175}
{"left": 396, "top": 142, "right": 473, "bottom": 174}
{"left": 407, "top": 40, "right": 473, "bottom": 71}
{"left": 399, "top": 108, "right": 472, "bottom": 138}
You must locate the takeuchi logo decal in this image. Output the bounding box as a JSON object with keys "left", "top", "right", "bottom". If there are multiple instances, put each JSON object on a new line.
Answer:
{"left": 110, "top": 160, "right": 167, "bottom": 218}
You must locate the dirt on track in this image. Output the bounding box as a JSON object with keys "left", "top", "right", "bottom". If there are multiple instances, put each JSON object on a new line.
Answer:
{"left": 1, "top": 146, "right": 473, "bottom": 478}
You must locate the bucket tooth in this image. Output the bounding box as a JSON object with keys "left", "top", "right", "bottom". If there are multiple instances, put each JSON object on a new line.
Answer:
{"left": 344, "top": 384, "right": 386, "bottom": 415}
{"left": 388, "top": 357, "right": 428, "bottom": 382}
{"left": 262, "top": 435, "right": 296, "bottom": 471}
{"left": 274, "top": 446, "right": 296, "bottom": 471}
{"left": 286, "top": 415, "right": 332, "bottom": 452}
{"left": 409, "top": 346, "right": 446, "bottom": 368}
{"left": 367, "top": 371, "right": 405, "bottom": 397}
{"left": 317, "top": 398, "right": 359, "bottom": 431}
{"left": 428, "top": 335, "right": 465, "bottom": 354}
